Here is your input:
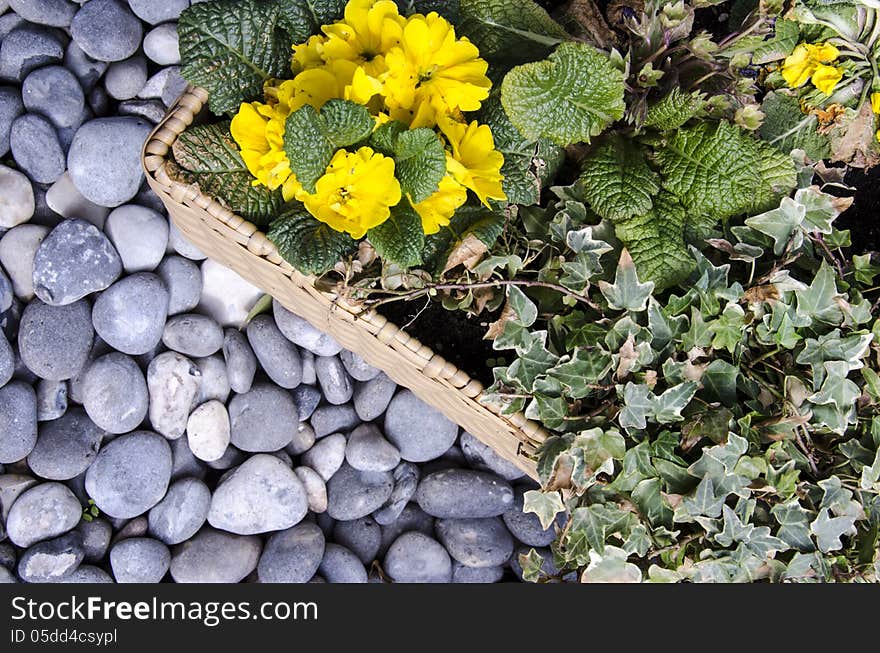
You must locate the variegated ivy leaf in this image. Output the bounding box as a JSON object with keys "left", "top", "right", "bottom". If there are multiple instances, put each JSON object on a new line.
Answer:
{"left": 678, "top": 476, "right": 726, "bottom": 520}
{"left": 795, "top": 186, "right": 849, "bottom": 235}
{"left": 796, "top": 329, "right": 873, "bottom": 383}
{"left": 518, "top": 548, "right": 548, "bottom": 583}
{"left": 507, "top": 330, "right": 559, "bottom": 391}
{"left": 807, "top": 361, "right": 860, "bottom": 435}
{"left": 568, "top": 504, "right": 635, "bottom": 555}
{"left": 546, "top": 348, "right": 613, "bottom": 399}
{"left": 618, "top": 382, "right": 653, "bottom": 431}
{"left": 523, "top": 490, "right": 565, "bottom": 530}
{"left": 744, "top": 196, "right": 806, "bottom": 256}
{"left": 708, "top": 303, "right": 747, "bottom": 354}
{"left": 581, "top": 546, "right": 642, "bottom": 583}
{"left": 651, "top": 382, "right": 699, "bottom": 424}
{"left": 794, "top": 261, "right": 845, "bottom": 326}
{"left": 771, "top": 499, "right": 816, "bottom": 552}
{"left": 715, "top": 505, "right": 789, "bottom": 558}
{"left": 568, "top": 428, "right": 626, "bottom": 490}
{"left": 598, "top": 249, "right": 654, "bottom": 312}
{"left": 810, "top": 508, "right": 859, "bottom": 553}
{"left": 506, "top": 285, "right": 538, "bottom": 327}
{"left": 647, "top": 298, "right": 688, "bottom": 351}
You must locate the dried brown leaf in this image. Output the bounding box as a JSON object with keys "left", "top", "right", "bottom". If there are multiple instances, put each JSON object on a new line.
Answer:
{"left": 442, "top": 233, "right": 489, "bottom": 275}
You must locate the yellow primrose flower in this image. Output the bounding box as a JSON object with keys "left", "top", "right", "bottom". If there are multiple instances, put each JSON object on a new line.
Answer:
{"left": 412, "top": 175, "right": 468, "bottom": 234}
{"left": 230, "top": 102, "right": 293, "bottom": 190}
{"left": 781, "top": 42, "right": 840, "bottom": 89}
{"left": 322, "top": 0, "right": 404, "bottom": 78}
{"left": 302, "top": 146, "right": 401, "bottom": 238}
{"left": 440, "top": 118, "right": 506, "bottom": 207}
{"left": 871, "top": 92, "right": 880, "bottom": 114}
{"left": 810, "top": 63, "right": 842, "bottom": 95}
{"left": 292, "top": 35, "right": 327, "bottom": 72}
{"left": 383, "top": 12, "right": 491, "bottom": 128}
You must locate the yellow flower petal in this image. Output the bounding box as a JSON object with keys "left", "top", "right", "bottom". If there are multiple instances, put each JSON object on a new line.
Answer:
{"left": 871, "top": 92, "right": 880, "bottom": 115}
{"left": 805, "top": 42, "right": 839, "bottom": 63}
{"left": 412, "top": 175, "right": 467, "bottom": 234}
{"left": 440, "top": 117, "right": 506, "bottom": 207}
{"left": 811, "top": 64, "right": 842, "bottom": 95}
{"left": 781, "top": 44, "right": 814, "bottom": 88}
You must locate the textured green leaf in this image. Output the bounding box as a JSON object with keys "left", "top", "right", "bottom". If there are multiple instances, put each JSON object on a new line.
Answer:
{"left": 284, "top": 99, "right": 375, "bottom": 193}
{"left": 276, "top": 0, "right": 346, "bottom": 43}
{"left": 458, "top": 0, "right": 568, "bottom": 64}
{"left": 171, "top": 122, "right": 282, "bottom": 225}
{"left": 523, "top": 490, "right": 565, "bottom": 529}
{"left": 367, "top": 200, "right": 424, "bottom": 268}
{"left": 751, "top": 19, "right": 800, "bottom": 64}
{"left": 598, "top": 249, "right": 655, "bottom": 312}
{"left": 179, "top": 0, "right": 291, "bottom": 114}
{"left": 751, "top": 140, "right": 799, "bottom": 213}
{"left": 644, "top": 88, "right": 705, "bottom": 131}
{"left": 501, "top": 42, "right": 626, "bottom": 147}
{"left": 393, "top": 0, "right": 460, "bottom": 19}
{"left": 759, "top": 92, "right": 831, "bottom": 162}
{"left": 393, "top": 128, "right": 447, "bottom": 203}
{"left": 267, "top": 211, "right": 358, "bottom": 274}
{"left": 579, "top": 135, "right": 660, "bottom": 221}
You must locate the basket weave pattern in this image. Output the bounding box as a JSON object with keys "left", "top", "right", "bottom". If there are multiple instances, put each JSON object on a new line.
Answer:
{"left": 142, "top": 87, "right": 549, "bottom": 478}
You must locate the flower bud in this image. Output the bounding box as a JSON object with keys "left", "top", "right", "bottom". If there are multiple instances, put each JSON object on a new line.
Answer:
{"left": 735, "top": 104, "right": 765, "bottom": 130}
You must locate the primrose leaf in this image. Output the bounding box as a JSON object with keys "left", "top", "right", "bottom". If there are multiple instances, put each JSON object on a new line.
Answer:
{"left": 458, "top": 0, "right": 569, "bottom": 64}
{"left": 644, "top": 88, "right": 705, "bottom": 131}
{"left": 751, "top": 19, "right": 800, "bottom": 64}
{"left": 598, "top": 249, "right": 655, "bottom": 312}
{"left": 179, "top": 0, "right": 291, "bottom": 114}
{"left": 276, "top": 0, "right": 345, "bottom": 42}
{"left": 366, "top": 200, "right": 425, "bottom": 268}
{"left": 501, "top": 42, "right": 626, "bottom": 147}
{"left": 758, "top": 92, "right": 830, "bottom": 162}
{"left": 579, "top": 135, "right": 660, "bottom": 221}
{"left": 267, "top": 211, "right": 358, "bottom": 275}
{"left": 381, "top": 126, "right": 447, "bottom": 204}
{"left": 523, "top": 490, "right": 565, "bottom": 530}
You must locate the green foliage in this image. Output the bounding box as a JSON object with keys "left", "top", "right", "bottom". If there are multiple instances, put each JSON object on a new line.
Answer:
{"left": 501, "top": 42, "right": 626, "bottom": 146}
{"left": 579, "top": 136, "right": 659, "bottom": 222}
{"left": 759, "top": 92, "right": 831, "bottom": 161}
{"left": 275, "top": 0, "right": 346, "bottom": 42}
{"left": 179, "top": 0, "right": 292, "bottom": 114}
{"left": 643, "top": 89, "right": 705, "bottom": 131}
{"left": 370, "top": 122, "right": 447, "bottom": 203}
{"left": 367, "top": 200, "right": 425, "bottom": 268}
{"left": 170, "top": 122, "right": 283, "bottom": 225}
{"left": 267, "top": 210, "right": 358, "bottom": 274}
{"left": 458, "top": 0, "right": 569, "bottom": 64}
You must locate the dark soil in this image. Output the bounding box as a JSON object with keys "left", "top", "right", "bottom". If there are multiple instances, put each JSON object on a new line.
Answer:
{"left": 834, "top": 166, "right": 880, "bottom": 253}
{"left": 377, "top": 300, "right": 502, "bottom": 385}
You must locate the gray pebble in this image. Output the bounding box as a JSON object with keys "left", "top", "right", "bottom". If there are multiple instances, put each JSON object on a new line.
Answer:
{"left": 118, "top": 98, "right": 166, "bottom": 124}
{"left": 163, "top": 313, "right": 224, "bottom": 358}
{"left": 18, "top": 532, "right": 84, "bottom": 583}
{"left": 300, "top": 350, "right": 316, "bottom": 385}
{"left": 453, "top": 563, "right": 504, "bottom": 583}
{"left": 315, "top": 355, "right": 352, "bottom": 405}
{"left": 333, "top": 517, "right": 381, "bottom": 564}
{"left": 222, "top": 328, "right": 256, "bottom": 394}
{"left": 416, "top": 469, "right": 515, "bottom": 518}
{"left": 292, "top": 384, "right": 321, "bottom": 422}
{"left": 345, "top": 423, "right": 400, "bottom": 473}
{"left": 436, "top": 517, "right": 515, "bottom": 568}
{"left": 372, "top": 461, "right": 420, "bottom": 525}
{"left": 18, "top": 298, "right": 93, "bottom": 381}
{"left": 86, "top": 84, "right": 108, "bottom": 115}
{"left": 286, "top": 422, "right": 316, "bottom": 456}
{"left": 53, "top": 564, "right": 113, "bottom": 583}
{"left": 67, "top": 117, "right": 153, "bottom": 207}
{"left": 104, "top": 204, "right": 168, "bottom": 272}
{"left": 311, "top": 404, "right": 359, "bottom": 438}
{"left": 44, "top": 171, "right": 109, "bottom": 229}
{"left": 168, "top": 435, "right": 207, "bottom": 482}
{"left": 147, "top": 351, "right": 201, "bottom": 439}
{"left": 70, "top": 0, "right": 142, "bottom": 62}
{"left": 246, "top": 314, "right": 302, "bottom": 389}
{"left": 33, "top": 219, "right": 122, "bottom": 305}
{"left": 460, "top": 431, "right": 525, "bottom": 481}
{"left": 158, "top": 256, "right": 201, "bottom": 316}
{"left": 384, "top": 389, "right": 458, "bottom": 462}
{"left": 92, "top": 272, "right": 169, "bottom": 355}
{"left": 0, "top": 26, "right": 64, "bottom": 81}
{"left": 104, "top": 55, "right": 147, "bottom": 100}
{"left": 318, "top": 543, "right": 367, "bottom": 583}
{"left": 0, "top": 224, "right": 49, "bottom": 300}
{"left": 82, "top": 353, "right": 148, "bottom": 434}
{"left": 137, "top": 65, "right": 187, "bottom": 106}
{"left": 128, "top": 0, "right": 190, "bottom": 24}
{"left": 301, "top": 433, "right": 345, "bottom": 482}
{"left": 35, "top": 379, "right": 67, "bottom": 421}
{"left": 228, "top": 383, "right": 297, "bottom": 452}
{"left": 7, "top": 0, "right": 78, "bottom": 27}
{"left": 143, "top": 23, "right": 180, "bottom": 65}
{"left": 257, "top": 522, "right": 325, "bottom": 583}
{"left": 10, "top": 113, "right": 65, "bottom": 184}
{"left": 0, "top": 330, "right": 12, "bottom": 387}
{"left": 294, "top": 465, "right": 327, "bottom": 513}
{"left": 193, "top": 354, "right": 230, "bottom": 406}
{"left": 273, "top": 299, "right": 342, "bottom": 356}
{"left": 84, "top": 431, "right": 172, "bottom": 518}
{"left": 204, "top": 444, "right": 245, "bottom": 471}
{"left": 340, "top": 350, "right": 381, "bottom": 381}
{"left": 75, "top": 517, "right": 112, "bottom": 562}
{"left": 0, "top": 12, "right": 25, "bottom": 41}
{"left": 0, "top": 474, "right": 39, "bottom": 523}
{"left": 326, "top": 463, "right": 393, "bottom": 521}
{"left": 27, "top": 408, "right": 104, "bottom": 480}
{"left": 170, "top": 528, "right": 261, "bottom": 583}
{"left": 148, "top": 477, "right": 210, "bottom": 545}
{"left": 63, "top": 41, "right": 107, "bottom": 91}
{"left": 5, "top": 481, "right": 81, "bottom": 547}
{"left": 385, "top": 532, "right": 452, "bottom": 583}
{"left": 0, "top": 86, "right": 22, "bottom": 157}
{"left": 110, "top": 537, "right": 170, "bottom": 583}
{"left": 22, "top": 65, "right": 84, "bottom": 129}
{"left": 503, "top": 486, "right": 561, "bottom": 547}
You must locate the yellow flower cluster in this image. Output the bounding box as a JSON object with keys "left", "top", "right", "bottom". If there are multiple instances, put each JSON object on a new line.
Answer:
{"left": 781, "top": 43, "right": 843, "bottom": 96}
{"left": 230, "top": 0, "right": 507, "bottom": 239}
{"left": 872, "top": 92, "right": 880, "bottom": 143}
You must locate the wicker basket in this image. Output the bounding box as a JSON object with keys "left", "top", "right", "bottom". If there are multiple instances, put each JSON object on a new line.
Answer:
{"left": 141, "top": 87, "right": 549, "bottom": 479}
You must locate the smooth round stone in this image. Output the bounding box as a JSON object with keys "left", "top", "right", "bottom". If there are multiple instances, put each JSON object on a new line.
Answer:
{"left": 18, "top": 532, "right": 84, "bottom": 583}
{"left": 170, "top": 528, "right": 261, "bottom": 583}
{"left": 186, "top": 400, "right": 229, "bottom": 462}
{"left": 246, "top": 314, "right": 302, "bottom": 389}
{"left": 0, "top": 331, "right": 13, "bottom": 387}
{"left": 228, "top": 384, "right": 297, "bottom": 452}
{"left": 7, "top": 0, "right": 78, "bottom": 27}
{"left": 294, "top": 466, "right": 327, "bottom": 514}
{"left": 0, "top": 164, "right": 34, "bottom": 228}
{"left": 71, "top": 0, "right": 142, "bottom": 62}
{"left": 168, "top": 435, "right": 207, "bottom": 482}
{"left": 67, "top": 117, "right": 152, "bottom": 207}
{"left": 460, "top": 431, "right": 525, "bottom": 481}
{"left": 158, "top": 256, "right": 201, "bottom": 315}
{"left": 197, "top": 259, "right": 263, "bottom": 326}
{"left": 104, "top": 55, "right": 147, "bottom": 100}
{"left": 301, "top": 350, "right": 316, "bottom": 385}
{"left": 54, "top": 565, "right": 113, "bottom": 583}
{"left": 0, "top": 26, "right": 64, "bottom": 81}
{"left": 168, "top": 221, "right": 205, "bottom": 261}
{"left": 353, "top": 372, "right": 396, "bottom": 422}
{"left": 128, "top": 0, "right": 190, "bottom": 24}
{"left": 148, "top": 477, "right": 211, "bottom": 545}
{"left": 18, "top": 299, "right": 93, "bottom": 381}
{"left": 315, "top": 355, "right": 352, "bottom": 405}
{"left": 104, "top": 205, "right": 168, "bottom": 272}
{"left": 345, "top": 423, "right": 400, "bottom": 473}
{"left": 45, "top": 172, "right": 109, "bottom": 229}
{"left": 32, "top": 219, "right": 122, "bottom": 306}
{"left": 503, "top": 486, "right": 561, "bottom": 547}
{"left": 163, "top": 313, "right": 224, "bottom": 358}
{"left": 0, "top": 86, "right": 24, "bottom": 158}
{"left": 92, "top": 272, "right": 169, "bottom": 355}
{"left": 147, "top": 352, "right": 201, "bottom": 440}
{"left": 82, "top": 353, "right": 148, "bottom": 434}
{"left": 340, "top": 350, "right": 381, "bottom": 382}
{"left": 377, "top": 505, "right": 435, "bottom": 557}
{"left": 286, "top": 422, "right": 316, "bottom": 456}
{"left": 333, "top": 517, "right": 381, "bottom": 564}
{"left": 257, "top": 522, "right": 326, "bottom": 584}
{"left": 0, "top": 224, "right": 48, "bottom": 300}
{"left": 22, "top": 66, "right": 84, "bottom": 129}
{"left": 292, "top": 384, "right": 321, "bottom": 422}
{"left": 385, "top": 532, "right": 452, "bottom": 583}
{"left": 75, "top": 518, "right": 112, "bottom": 563}
{"left": 84, "top": 431, "right": 172, "bottom": 518}
{"left": 222, "top": 328, "right": 256, "bottom": 394}
{"left": 326, "top": 463, "right": 393, "bottom": 521}
{"left": 436, "top": 517, "right": 515, "bottom": 569}
{"left": 110, "top": 537, "right": 170, "bottom": 583}
{"left": 63, "top": 41, "right": 107, "bottom": 91}
{"left": 113, "top": 515, "right": 149, "bottom": 541}
{"left": 140, "top": 65, "right": 187, "bottom": 105}
{"left": 143, "top": 23, "right": 180, "bottom": 65}
{"left": 301, "top": 433, "right": 346, "bottom": 482}
{"left": 6, "top": 482, "right": 81, "bottom": 547}
{"left": 0, "top": 475, "right": 39, "bottom": 524}
{"left": 10, "top": 113, "right": 65, "bottom": 184}
{"left": 193, "top": 354, "right": 230, "bottom": 406}
{"left": 417, "top": 469, "right": 515, "bottom": 518}
{"left": 318, "top": 543, "right": 367, "bottom": 583}
{"left": 208, "top": 454, "right": 308, "bottom": 535}
{"left": 384, "top": 389, "right": 458, "bottom": 463}
{"left": 372, "top": 461, "right": 420, "bottom": 526}
{"left": 273, "top": 300, "right": 343, "bottom": 356}
{"left": 121, "top": 99, "right": 168, "bottom": 125}
{"left": 311, "top": 404, "right": 359, "bottom": 439}
{"left": 35, "top": 379, "right": 67, "bottom": 421}
{"left": 27, "top": 408, "right": 104, "bottom": 480}
{"left": 453, "top": 563, "right": 504, "bottom": 583}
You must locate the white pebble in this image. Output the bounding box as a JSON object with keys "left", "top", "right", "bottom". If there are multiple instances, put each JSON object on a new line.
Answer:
{"left": 186, "top": 400, "right": 230, "bottom": 462}
{"left": 0, "top": 164, "right": 34, "bottom": 228}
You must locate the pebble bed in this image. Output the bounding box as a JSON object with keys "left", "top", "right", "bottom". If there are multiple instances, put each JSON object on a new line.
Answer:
{"left": 0, "top": 0, "right": 563, "bottom": 584}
